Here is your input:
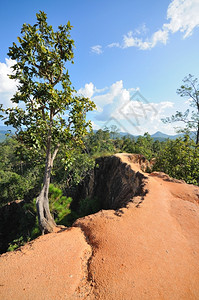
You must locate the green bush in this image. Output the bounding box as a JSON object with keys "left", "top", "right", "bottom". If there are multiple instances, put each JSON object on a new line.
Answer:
{"left": 7, "top": 236, "right": 28, "bottom": 252}
{"left": 153, "top": 136, "right": 199, "bottom": 185}
{"left": 49, "top": 184, "right": 72, "bottom": 225}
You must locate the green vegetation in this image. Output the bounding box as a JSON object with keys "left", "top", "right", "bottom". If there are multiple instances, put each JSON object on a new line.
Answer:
{"left": 49, "top": 184, "right": 72, "bottom": 224}
{"left": 162, "top": 74, "right": 199, "bottom": 144}
{"left": 0, "top": 138, "right": 43, "bottom": 207}
{"left": 154, "top": 135, "right": 199, "bottom": 184}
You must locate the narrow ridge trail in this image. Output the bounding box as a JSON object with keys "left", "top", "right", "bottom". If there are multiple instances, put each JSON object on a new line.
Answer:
{"left": 1, "top": 153, "right": 199, "bottom": 300}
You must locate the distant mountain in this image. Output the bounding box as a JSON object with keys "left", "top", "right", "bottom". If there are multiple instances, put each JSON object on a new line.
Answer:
{"left": 150, "top": 131, "right": 182, "bottom": 141}
{"left": 117, "top": 131, "right": 134, "bottom": 138}
{"left": 116, "top": 131, "right": 183, "bottom": 141}
{"left": 113, "top": 130, "right": 192, "bottom": 142}
{"left": 151, "top": 131, "right": 171, "bottom": 138}
{"left": 0, "top": 126, "right": 15, "bottom": 142}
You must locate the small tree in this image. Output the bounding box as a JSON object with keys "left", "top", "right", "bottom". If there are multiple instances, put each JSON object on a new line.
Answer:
{"left": 162, "top": 74, "right": 199, "bottom": 144}
{"left": 0, "top": 11, "right": 95, "bottom": 234}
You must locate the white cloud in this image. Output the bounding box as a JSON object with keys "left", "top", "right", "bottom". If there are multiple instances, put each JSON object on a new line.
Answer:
{"left": 78, "top": 82, "right": 95, "bottom": 98}
{"left": 92, "top": 93, "right": 113, "bottom": 112}
{"left": 151, "top": 29, "right": 169, "bottom": 47}
{"left": 110, "top": 80, "right": 124, "bottom": 96}
{"left": 123, "top": 32, "right": 138, "bottom": 48}
{"left": 95, "top": 86, "right": 109, "bottom": 94}
{"left": 165, "top": 0, "right": 199, "bottom": 38}
{"left": 0, "top": 58, "right": 17, "bottom": 93}
{"left": 92, "top": 80, "right": 128, "bottom": 113}
{"left": 0, "top": 58, "right": 18, "bottom": 108}
{"left": 128, "top": 87, "right": 140, "bottom": 92}
{"left": 114, "top": 97, "right": 173, "bottom": 123}
{"left": 134, "top": 23, "right": 148, "bottom": 36}
{"left": 78, "top": 82, "right": 110, "bottom": 111}
{"left": 91, "top": 45, "right": 103, "bottom": 54}
{"left": 78, "top": 80, "right": 191, "bottom": 135}
{"left": 88, "top": 80, "right": 174, "bottom": 133}
{"left": 107, "top": 42, "right": 121, "bottom": 48}
{"left": 122, "top": 28, "right": 169, "bottom": 50}
{"left": 109, "top": 0, "right": 199, "bottom": 51}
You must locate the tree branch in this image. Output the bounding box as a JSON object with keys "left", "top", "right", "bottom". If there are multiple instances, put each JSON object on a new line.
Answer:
{"left": 52, "top": 143, "right": 60, "bottom": 164}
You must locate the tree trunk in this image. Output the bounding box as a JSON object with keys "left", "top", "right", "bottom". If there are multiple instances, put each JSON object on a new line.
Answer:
{"left": 36, "top": 155, "right": 56, "bottom": 234}
{"left": 36, "top": 139, "right": 59, "bottom": 234}
{"left": 36, "top": 189, "right": 56, "bottom": 235}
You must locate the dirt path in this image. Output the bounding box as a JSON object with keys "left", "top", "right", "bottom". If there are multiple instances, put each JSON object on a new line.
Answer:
{"left": 1, "top": 154, "right": 199, "bottom": 299}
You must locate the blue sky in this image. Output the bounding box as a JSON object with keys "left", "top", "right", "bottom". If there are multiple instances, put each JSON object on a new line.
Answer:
{"left": 0, "top": 0, "right": 199, "bottom": 135}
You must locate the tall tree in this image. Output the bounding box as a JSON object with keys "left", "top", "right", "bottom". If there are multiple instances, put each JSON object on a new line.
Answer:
{"left": 0, "top": 11, "right": 95, "bottom": 234}
{"left": 162, "top": 74, "right": 199, "bottom": 144}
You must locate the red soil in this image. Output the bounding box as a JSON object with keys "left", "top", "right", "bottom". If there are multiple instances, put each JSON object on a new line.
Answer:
{"left": 1, "top": 153, "right": 199, "bottom": 300}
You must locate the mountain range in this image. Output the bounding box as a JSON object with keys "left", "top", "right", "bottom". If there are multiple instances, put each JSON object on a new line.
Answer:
{"left": 111, "top": 130, "right": 183, "bottom": 141}
{"left": 0, "top": 125, "right": 188, "bottom": 143}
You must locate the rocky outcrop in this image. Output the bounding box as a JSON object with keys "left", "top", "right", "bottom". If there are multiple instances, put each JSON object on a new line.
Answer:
{"left": 73, "top": 154, "right": 148, "bottom": 210}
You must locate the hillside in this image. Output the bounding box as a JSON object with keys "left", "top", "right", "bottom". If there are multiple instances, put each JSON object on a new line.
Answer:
{"left": 0, "top": 153, "right": 199, "bottom": 299}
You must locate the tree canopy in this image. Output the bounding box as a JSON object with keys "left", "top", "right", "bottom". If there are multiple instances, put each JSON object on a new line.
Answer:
{"left": 162, "top": 74, "right": 199, "bottom": 144}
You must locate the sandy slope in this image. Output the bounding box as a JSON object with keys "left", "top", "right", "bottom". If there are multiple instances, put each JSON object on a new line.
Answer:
{"left": 1, "top": 153, "right": 199, "bottom": 300}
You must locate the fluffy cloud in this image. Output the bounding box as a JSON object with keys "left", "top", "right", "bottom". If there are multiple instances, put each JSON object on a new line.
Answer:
{"left": 81, "top": 80, "right": 177, "bottom": 134}
{"left": 93, "top": 80, "right": 129, "bottom": 113}
{"left": 110, "top": 0, "right": 199, "bottom": 50}
{"left": 0, "top": 58, "right": 18, "bottom": 108}
{"left": 91, "top": 45, "right": 103, "bottom": 54}
{"left": 150, "top": 29, "right": 169, "bottom": 48}
{"left": 78, "top": 82, "right": 95, "bottom": 98}
{"left": 122, "top": 27, "right": 169, "bottom": 50}
{"left": 95, "top": 84, "right": 174, "bottom": 127}
{"left": 0, "top": 58, "right": 17, "bottom": 93}
{"left": 165, "top": 0, "right": 199, "bottom": 38}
